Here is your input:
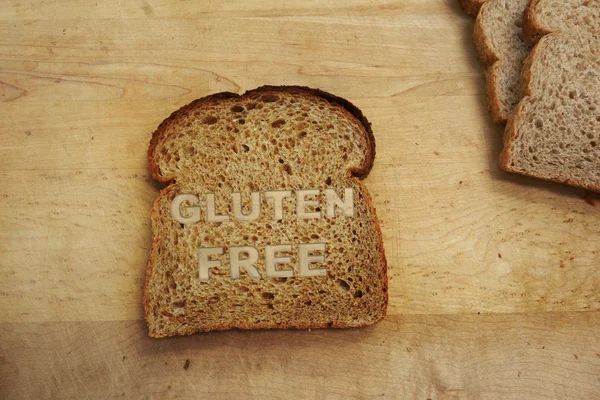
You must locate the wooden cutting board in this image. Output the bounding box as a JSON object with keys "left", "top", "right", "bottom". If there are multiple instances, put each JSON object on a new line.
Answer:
{"left": 1, "top": 1, "right": 599, "bottom": 398}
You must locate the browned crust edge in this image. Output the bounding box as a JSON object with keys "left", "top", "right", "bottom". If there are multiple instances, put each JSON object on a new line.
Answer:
{"left": 144, "top": 86, "right": 387, "bottom": 338}
{"left": 473, "top": 1, "right": 511, "bottom": 125}
{"left": 523, "top": 0, "right": 551, "bottom": 46}
{"left": 459, "top": 0, "right": 487, "bottom": 17}
{"left": 499, "top": 34, "right": 600, "bottom": 193}
{"left": 148, "top": 85, "right": 376, "bottom": 183}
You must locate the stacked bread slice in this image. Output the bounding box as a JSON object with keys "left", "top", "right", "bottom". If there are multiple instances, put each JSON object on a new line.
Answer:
{"left": 461, "top": 0, "right": 600, "bottom": 192}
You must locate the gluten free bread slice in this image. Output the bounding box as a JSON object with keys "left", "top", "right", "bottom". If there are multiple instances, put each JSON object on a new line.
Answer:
{"left": 474, "top": 0, "right": 531, "bottom": 124}
{"left": 144, "top": 86, "right": 388, "bottom": 337}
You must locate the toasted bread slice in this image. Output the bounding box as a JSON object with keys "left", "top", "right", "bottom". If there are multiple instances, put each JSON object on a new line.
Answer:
{"left": 144, "top": 86, "right": 388, "bottom": 337}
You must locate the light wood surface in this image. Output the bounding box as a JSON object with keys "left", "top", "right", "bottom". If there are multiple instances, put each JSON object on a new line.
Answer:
{"left": 1, "top": 0, "right": 599, "bottom": 398}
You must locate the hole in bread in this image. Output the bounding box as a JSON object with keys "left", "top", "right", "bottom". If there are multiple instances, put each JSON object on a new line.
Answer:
{"left": 353, "top": 290, "right": 363, "bottom": 298}
{"left": 336, "top": 279, "right": 350, "bottom": 291}
{"left": 271, "top": 119, "right": 286, "bottom": 128}
{"left": 283, "top": 164, "right": 292, "bottom": 175}
{"left": 231, "top": 105, "right": 244, "bottom": 113}
{"left": 262, "top": 292, "right": 275, "bottom": 300}
{"left": 209, "top": 296, "right": 220, "bottom": 304}
{"left": 202, "top": 116, "right": 218, "bottom": 125}
{"left": 260, "top": 94, "right": 279, "bottom": 103}
{"left": 239, "top": 286, "right": 250, "bottom": 292}
{"left": 325, "top": 177, "right": 332, "bottom": 185}
{"left": 238, "top": 119, "right": 245, "bottom": 125}
{"left": 242, "top": 144, "right": 250, "bottom": 152}
{"left": 172, "top": 301, "right": 185, "bottom": 308}
{"left": 569, "top": 91, "right": 577, "bottom": 99}
{"left": 534, "top": 119, "right": 543, "bottom": 129}
{"left": 327, "top": 123, "right": 334, "bottom": 130}
{"left": 246, "top": 102, "right": 256, "bottom": 111}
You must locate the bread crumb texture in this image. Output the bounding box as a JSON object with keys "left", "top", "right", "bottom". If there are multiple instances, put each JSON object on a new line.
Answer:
{"left": 501, "top": 32, "right": 600, "bottom": 192}
{"left": 144, "top": 86, "right": 388, "bottom": 337}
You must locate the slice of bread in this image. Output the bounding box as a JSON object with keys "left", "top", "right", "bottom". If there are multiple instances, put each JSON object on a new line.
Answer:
{"left": 500, "top": 31, "right": 600, "bottom": 192}
{"left": 144, "top": 86, "right": 388, "bottom": 338}
{"left": 474, "top": 0, "right": 531, "bottom": 124}
{"left": 524, "top": 0, "right": 600, "bottom": 45}
{"left": 460, "top": 0, "right": 488, "bottom": 17}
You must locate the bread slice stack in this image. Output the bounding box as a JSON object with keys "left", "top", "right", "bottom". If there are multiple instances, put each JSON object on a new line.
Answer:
{"left": 460, "top": 0, "right": 600, "bottom": 192}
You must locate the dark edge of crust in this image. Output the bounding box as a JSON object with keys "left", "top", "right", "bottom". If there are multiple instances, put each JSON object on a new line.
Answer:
{"left": 486, "top": 63, "right": 508, "bottom": 125}
{"left": 144, "top": 85, "right": 386, "bottom": 337}
{"left": 499, "top": 34, "right": 600, "bottom": 193}
{"left": 148, "top": 85, "right": 375, "bottom": 183}
{"left": 459, "top": 0, "right": 486, "bottom": 17}
{"left": 523, "top": 0, "right": 551, "bottom": 46}
{"left": 473, "top": 4, "right": 499, "bottom": 68}
{"left": 147, "top": 91, "right": 240, "bottom": 184}
{"left": 499, "top": 33, "right": 544, "bottom": 173}
{"left": 474, "top": 2, "right": 509, "bottom": 124}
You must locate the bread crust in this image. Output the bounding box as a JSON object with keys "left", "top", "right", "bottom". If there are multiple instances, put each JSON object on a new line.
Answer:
{"left": 148, "top": 86, "right": 376, "bottom": 183}
{"left": 473, "top": 2, "right": 513, "bottom": 125}
{"left": 473, "top": 1, "right": 511, "bottom": 124}
{"left": 459, "top": 0, "right": 487, "bottom": 17}
{"left": 522, "top": 0, "right": 552, "bottom": 46}
{"left": 499, "top": 34, "right": 600, "bottom": 193}
{"left": 144, "top": 86, "right": 388, "bottom": 337}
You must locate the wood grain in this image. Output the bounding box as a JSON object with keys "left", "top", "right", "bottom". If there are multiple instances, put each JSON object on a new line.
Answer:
{"left": 2, "top": 313, "right": 600, "bottom": 399}
{"left": 1, "top": 0, "right": 599, "bottom": 398}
